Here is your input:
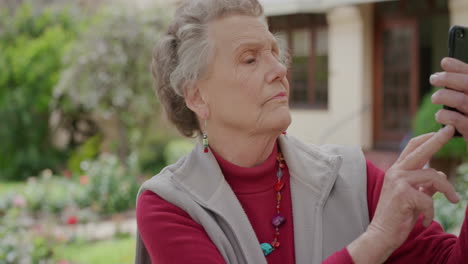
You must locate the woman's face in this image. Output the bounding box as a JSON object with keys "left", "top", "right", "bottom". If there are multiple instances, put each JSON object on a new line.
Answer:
{"left": 199, "top": 15, "right": 291, "bottom": 135}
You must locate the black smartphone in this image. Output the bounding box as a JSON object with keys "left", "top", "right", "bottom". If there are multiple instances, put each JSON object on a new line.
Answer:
{"left": 445, "top": 25, "right": 468, "bottom": 137}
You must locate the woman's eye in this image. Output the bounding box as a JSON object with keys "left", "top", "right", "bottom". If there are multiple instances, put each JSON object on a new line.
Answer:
{"left": 273, "top": 50, "right": 280, "bottom": 58}
{"left": 246, "top": 58, "right": 256, "bottom": 64}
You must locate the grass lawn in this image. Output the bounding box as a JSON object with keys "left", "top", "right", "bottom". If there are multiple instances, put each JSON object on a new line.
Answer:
{"left": 0, "top": 181, "right": 24, "bottom": 195}
{"left": 55, "top": 237, "right": 136, "bottom": 264}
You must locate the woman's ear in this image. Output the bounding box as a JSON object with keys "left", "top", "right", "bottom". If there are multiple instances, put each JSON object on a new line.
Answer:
{"left": 184, "top": 84, "right": 209, "bottom": 119}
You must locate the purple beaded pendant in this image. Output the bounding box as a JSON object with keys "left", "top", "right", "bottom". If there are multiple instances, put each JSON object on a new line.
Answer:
{"left": 272, "top": 214, "right": 285, "bottom": 227}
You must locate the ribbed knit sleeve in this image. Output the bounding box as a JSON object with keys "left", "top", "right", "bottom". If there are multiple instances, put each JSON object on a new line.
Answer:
{"left": 137, "top": 190, "right": 226, "bottom": 264}
{"left": 366, "top": 160, "right": 468, "bottom": 263}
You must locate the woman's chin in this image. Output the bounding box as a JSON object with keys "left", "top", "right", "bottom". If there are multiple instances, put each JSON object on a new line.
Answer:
{"left": 269, "top": 108, "right": 292, "bottom": 133}
{"left": 280, "top": 114, "right": 292, "bottom": 132}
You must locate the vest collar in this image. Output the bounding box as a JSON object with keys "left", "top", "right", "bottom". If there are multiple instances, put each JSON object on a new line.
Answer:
{"left": 171, "top": 134, "right": 342, "bottom": 207}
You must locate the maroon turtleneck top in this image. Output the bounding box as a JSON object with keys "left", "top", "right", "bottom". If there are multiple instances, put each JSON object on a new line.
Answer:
{"left": 136, "top": 144, "right": 468, "bottom": 263}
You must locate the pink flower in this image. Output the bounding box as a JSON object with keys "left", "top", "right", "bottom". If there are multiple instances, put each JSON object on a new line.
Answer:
{"left": 79, "top": 175, "right": 89, "bottom": 185}
{"left": 12, "top": 195, "right": 26, "bottom": 208}
{"left": 57, "top": 260, "right": 70, "bottom": 264}
{"left": 32, "top": 224, "right": 44, "bottom": 233}
{"left": 67, "top": 215, "right": 78, "bottom": 225}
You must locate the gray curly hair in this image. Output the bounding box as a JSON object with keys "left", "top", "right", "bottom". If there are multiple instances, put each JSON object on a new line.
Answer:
{"left": 152, "top": 0, "right": 287, "bottom": 137}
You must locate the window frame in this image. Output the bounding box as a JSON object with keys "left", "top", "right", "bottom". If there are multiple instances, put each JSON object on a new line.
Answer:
{"left": 268, "top": 14, "right": 329, "bottom": 109}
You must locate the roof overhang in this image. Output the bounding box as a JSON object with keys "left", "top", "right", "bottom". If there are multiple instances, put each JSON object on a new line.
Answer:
{"left": 259, "top": 0, "right": 395, "bottom": 16}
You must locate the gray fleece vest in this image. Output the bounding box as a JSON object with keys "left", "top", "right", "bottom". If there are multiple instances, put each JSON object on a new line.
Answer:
{"left": 135, "top": 134, "right": 369, "bottom": 264}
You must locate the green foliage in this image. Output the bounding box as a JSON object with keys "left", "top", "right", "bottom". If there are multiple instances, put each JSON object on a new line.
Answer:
{"left": 164, "top": 139, "right": 195, "bottom": 164}
{"left": 0, "top": 152, "right": 140, "bottom": 218}
{"left": 412, "top": 87, "right": 467, "bottom": 158}
{"left": 67, "top": 134, "right": 102, "bottom": 174}
{"left": 0, "top": 182, "right": 23, "bottom": 196}
{"left": 434, "top": 162, "right": 468, "bottom": 232}
{"left": 0, "top": 207, "right": 56, "bottom": 264}
{"left": 52, "top": 4, "right": 170, "bottom": 164}
{"left": 79, "top": 153, "right": 140, "bottom": 215}
{"left": 0, "top": 179, "right": 135, "bottom": 263}
{"left": 19, "top": 171, "right": 87, "bottom": 215}
{"left": 137, "top": 134, "right": 169, "bottom": 175}
{"left": 0, "top": 3, "right": 83, "bottom": 180}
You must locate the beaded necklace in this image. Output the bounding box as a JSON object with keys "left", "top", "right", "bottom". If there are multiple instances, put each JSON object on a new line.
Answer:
{"left": 260, "top": 149, "right": 286, "bottom": 256}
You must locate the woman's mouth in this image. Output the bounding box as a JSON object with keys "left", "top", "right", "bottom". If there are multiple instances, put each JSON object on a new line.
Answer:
{"left": 271, "top": 92, "right": 287, "bottom": 100}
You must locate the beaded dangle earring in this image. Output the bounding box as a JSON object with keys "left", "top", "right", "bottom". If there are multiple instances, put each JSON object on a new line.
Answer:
{"left": 203, "top": 120, "right": 209, "bottom": 153}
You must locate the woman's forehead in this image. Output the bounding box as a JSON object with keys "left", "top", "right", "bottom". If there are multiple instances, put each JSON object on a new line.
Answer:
{"left": 208, "top": 15, "right": 274, "bottom": 51}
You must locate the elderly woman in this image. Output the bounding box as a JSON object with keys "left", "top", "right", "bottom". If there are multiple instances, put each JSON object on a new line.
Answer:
{"left": 135, "top": 0, "right": 468, "bottom": 263}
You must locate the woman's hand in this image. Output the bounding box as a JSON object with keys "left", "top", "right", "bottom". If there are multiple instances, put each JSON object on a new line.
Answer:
{"left": 430, "top": 57, "right": 468, "bottom": 143}
{"left": 348, "top": 126, "right": 460, "bottom": 263}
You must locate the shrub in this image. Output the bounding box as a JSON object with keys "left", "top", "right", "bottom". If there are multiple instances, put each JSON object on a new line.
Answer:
{"left": 136, "top": 134, "right": 169, "bottom": 176}
{"left": 0, "top": 3, "right": 84, "bottom": 181}
{"left": 164, "top": 139, "right": 195, "bottom": 165}
{"left": 20, "top": 170, "right": 86, "bottom": 216}
{"left": 434, "top": 162, "right": 468, "bottom": 232}
{"left": 412, "top": 87, "right": 467, "bottom": 159}
{"left": 0, "top": 207, "right": 56, "bottom": 264}
{"left": 0, "top": 151, "right": 141, "bottom": 219}
{"left": 67, "top": 134, "right": 102, "bottom": 174}
{"left": 78, "top": 153, "right": 140, "bottom": 215}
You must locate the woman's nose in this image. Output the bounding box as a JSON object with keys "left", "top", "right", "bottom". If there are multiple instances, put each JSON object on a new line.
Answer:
{"left": 265, "top": 56, "right": 287, "bottom": 83}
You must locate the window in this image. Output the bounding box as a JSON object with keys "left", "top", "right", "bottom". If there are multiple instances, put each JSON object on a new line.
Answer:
{"left": 269, "top": 14, "right": 329, "bottom": 109}
{"left": 291, "top": 29, "right": 310, "bottom": 104}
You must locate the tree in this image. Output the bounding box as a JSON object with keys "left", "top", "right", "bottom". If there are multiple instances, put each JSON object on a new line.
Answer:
{"left": 52, "top": 4, "right": 171, "bottom": 165}
{"left": 0, "top": 3, "right": 82, "bottom": 180}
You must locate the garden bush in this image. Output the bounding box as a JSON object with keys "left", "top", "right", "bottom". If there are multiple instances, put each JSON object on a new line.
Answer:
{"left": 22, "top": 171, "right": 87, "bottom": 216}
{"left": 0, "top": 3, "right": 84, "bottom": 181}
{"left": 0, "top": 170, "right": 88, "bottom": 219}
{"left": 164, "top": 139, "right": 195, "bottom": 165}
{"left": 412, "top": 87, "right": 467, "bottom": 159}
{"left": 0, "top": 151, "right": 141, "bottom": 221}
{"left": 0, "top": 207, "right": 56, "bottom": 264}
{"left": 52, "top": 4, "right": 172, "bottom": 169}
{"left": 79, "top": 153, "right": 140, "bottom": 215}
{"left": 66, "top": 134, "right": 102, "bottom": 174}
{"left": 434, "top": 162, "right": 468, "bottom": 232}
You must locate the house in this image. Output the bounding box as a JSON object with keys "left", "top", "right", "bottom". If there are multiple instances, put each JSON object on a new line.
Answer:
{"left": 260, "top": 0, "right": 468, "bottom": 152}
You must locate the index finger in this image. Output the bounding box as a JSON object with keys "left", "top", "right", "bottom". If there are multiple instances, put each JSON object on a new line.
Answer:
{"left": 441, "top": 57, "right": 468, "bottom": 74}
{"left": 396, "top": 133, "right": 435, "bottom": 164}
{"left": 399, "top": 125, "right": 455, "bottom": 170}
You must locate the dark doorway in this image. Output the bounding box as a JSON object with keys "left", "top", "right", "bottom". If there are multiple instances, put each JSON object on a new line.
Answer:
{"left": 373, "top": 0, "right": 449, "bottom": 150}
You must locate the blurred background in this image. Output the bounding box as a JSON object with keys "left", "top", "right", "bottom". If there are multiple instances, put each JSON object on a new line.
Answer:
{"left": 0, "top": 0, "right": 467, "bottom": 263}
